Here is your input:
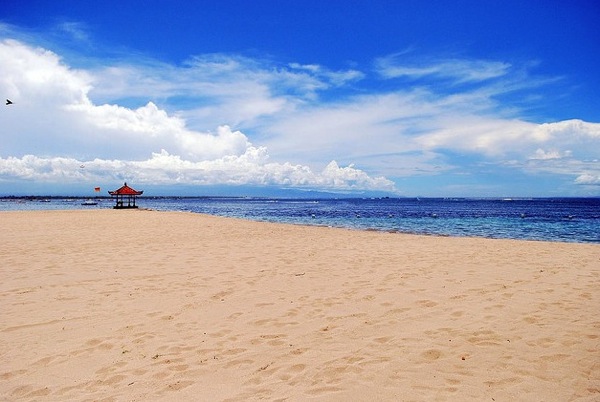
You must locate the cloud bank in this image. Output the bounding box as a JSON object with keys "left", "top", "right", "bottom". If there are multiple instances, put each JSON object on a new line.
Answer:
{"left": 1, "top": 35, "right": 599, "bottom": 195}
{"left": 0, "top": 39, "right": 393, "bottom": 193}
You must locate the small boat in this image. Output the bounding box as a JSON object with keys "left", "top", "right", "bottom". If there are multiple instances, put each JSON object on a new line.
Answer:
{"left": 81, "top": 199, "right": 98, "bottom": 206}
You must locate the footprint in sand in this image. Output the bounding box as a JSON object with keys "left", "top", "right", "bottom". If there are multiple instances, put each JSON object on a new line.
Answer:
{"left": 12, "top": 385, "right": 51, "bottom": 398}
{"left": 467, "top": 330, "right": 503, "bottom": 346}
{"left": 288, "top": 364, "right": 306, "bottom": 373}
{"left": 164, "top": 380, "right": 194, "bottom": 392}
{"left": 373, "top": 336, "right": 394, "bottom": 344}
{"left": 168, "top": 364, "right": 189, "bottom": 372}
{"left": 417, "top": 300, "right": 438, "bottom": 307}
{"left": 421, "top": 349, "right": 442, "bottom": 361}
{"left": 224, "top": 359, "right": 255, "bottom": 369}
{"left": 0, "top": 369, "right": 27, "bottom": 380}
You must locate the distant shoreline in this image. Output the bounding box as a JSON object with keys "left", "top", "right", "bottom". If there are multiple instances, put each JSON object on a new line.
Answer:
{"left": 2, "top": 195, "right": 599, "bottom": 200}
{"left": 1, "top": 197, "right": 599, "bottom": 244}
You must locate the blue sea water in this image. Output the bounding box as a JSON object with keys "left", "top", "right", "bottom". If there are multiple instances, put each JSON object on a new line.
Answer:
{"left": 1, "top": 196, "right": 598, "bottom": 243}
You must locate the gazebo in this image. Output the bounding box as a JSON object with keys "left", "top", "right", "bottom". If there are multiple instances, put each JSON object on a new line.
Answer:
{"left": 108, "top": 182, "right": 143, "bottom": 209}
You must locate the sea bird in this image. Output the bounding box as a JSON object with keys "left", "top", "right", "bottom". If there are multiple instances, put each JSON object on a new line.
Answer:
{"left": 6, "top": 99, "right": 13, "bottom": 105}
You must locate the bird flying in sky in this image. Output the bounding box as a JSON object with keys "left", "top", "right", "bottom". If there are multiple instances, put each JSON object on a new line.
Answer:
{"left": 6, "top": 99, "right": 13, "bottom": 105}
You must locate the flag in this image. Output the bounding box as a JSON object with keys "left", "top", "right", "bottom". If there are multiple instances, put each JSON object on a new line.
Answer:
{"left": 94, "top": 187, "right": 101, "bottom": 192}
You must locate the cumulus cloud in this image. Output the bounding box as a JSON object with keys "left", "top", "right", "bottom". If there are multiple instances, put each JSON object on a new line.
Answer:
{"left": 66, "top": 100, "right": 251, "bottom": 160}
{"left": 0, "top": 39, "right": 394, "bottom": 193}
{"left": 416, "top": 118, "right": 600, "bottom": 156}
{"left": 575, "top": 174, "right": 600, "bottom": 186}
{"left": 1, "top": 34, "right": 599, "bottom": 196}
{"left": 1, "top": 39, "right": 91, "bottom": 104}
{"left": 261, "top": 85, "right": 600, "bottom": 181}
{"left": 0, "top": 151, "right": 396, "bottom": 191}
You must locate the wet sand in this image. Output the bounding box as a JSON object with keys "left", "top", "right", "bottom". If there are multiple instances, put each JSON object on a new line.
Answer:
{"left": 1, "top": 209, "right": 598, "bottom": 401}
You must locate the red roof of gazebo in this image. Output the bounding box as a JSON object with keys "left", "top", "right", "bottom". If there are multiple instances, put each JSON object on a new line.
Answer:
{"left": 108, "top": 182, "right": 143, "bottom": 196}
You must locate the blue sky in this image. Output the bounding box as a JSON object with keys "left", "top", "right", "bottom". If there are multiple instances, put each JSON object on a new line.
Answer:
{"left": 0, "top": 1, "right": 599, "bottom": 197}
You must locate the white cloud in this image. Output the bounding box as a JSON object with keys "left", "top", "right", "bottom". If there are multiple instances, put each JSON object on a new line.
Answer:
{"left": 530, "top": 148, "right": 572, "bottom": 160}
{"left": 533, "top": 119, "right": 600, "bottom": 143}
{"left": 0, "top": 39, "right": 394, "bottom": 192}
{"left": 258, "top": 91, "right": 436, "bottom": 166}
{"left": 575, "top": 174, "right": 600, "bottom": 186}
{"left": 415, "top": 117, "right": 600, "bottom": 159}
{"left": 375, "top": 54, "right": 511, "bottom": 83}
{"left": 1, "top": 36, "right": 599, "bottom": 196}
{"left": 1, "top": 39, "right": 91, "bottom": 104}
{"left": 66, "top": 100, "right": 251, "bottom": 160}
{"left": 0, "top": 151, "right": 396, "bottom": 191}
{"left": 56, "top": 22, "right": 91, "bottom": 43}
{"left": 88, "top": 54, "right": 363, "bottom": 128}
{"left": 289, "top": 62, "right": 364, "bottom": 86}
{"left": 260, "top": 83, "right": 600, "bottom": 179}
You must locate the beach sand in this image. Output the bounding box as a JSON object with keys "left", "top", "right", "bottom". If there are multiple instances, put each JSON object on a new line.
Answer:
{"left": 1, "top": 209, "right": 598, "bottom": 401}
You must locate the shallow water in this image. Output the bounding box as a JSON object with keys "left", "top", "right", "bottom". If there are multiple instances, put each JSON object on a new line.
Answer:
{"left": 2, "top": 197, "right": 598, "bottom": 243}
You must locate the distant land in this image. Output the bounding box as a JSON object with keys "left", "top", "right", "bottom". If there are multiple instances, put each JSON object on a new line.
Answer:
{"left": 0, "top": 184, "right": 402, "bottom": 199}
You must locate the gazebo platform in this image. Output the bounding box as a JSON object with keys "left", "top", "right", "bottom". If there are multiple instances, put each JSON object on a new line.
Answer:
{"left": 108, "top": 182, "right": 143, "bottom": 209}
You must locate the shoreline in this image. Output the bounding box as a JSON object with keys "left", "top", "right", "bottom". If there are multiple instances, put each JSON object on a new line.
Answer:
{"left": 1, "top": 207, "right": 597, "bottom": 245}
{"left": 1, "top": 210, "right": 599, "bottom": 401}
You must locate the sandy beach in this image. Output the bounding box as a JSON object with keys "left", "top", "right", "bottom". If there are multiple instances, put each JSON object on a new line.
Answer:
{"left": 1, "top": 209, "right": 598, "bottom": 401}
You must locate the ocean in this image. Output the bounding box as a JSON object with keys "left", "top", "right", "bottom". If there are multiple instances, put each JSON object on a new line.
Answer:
{"left": 1, "top": 196, "right": 598, "bottom": 243}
